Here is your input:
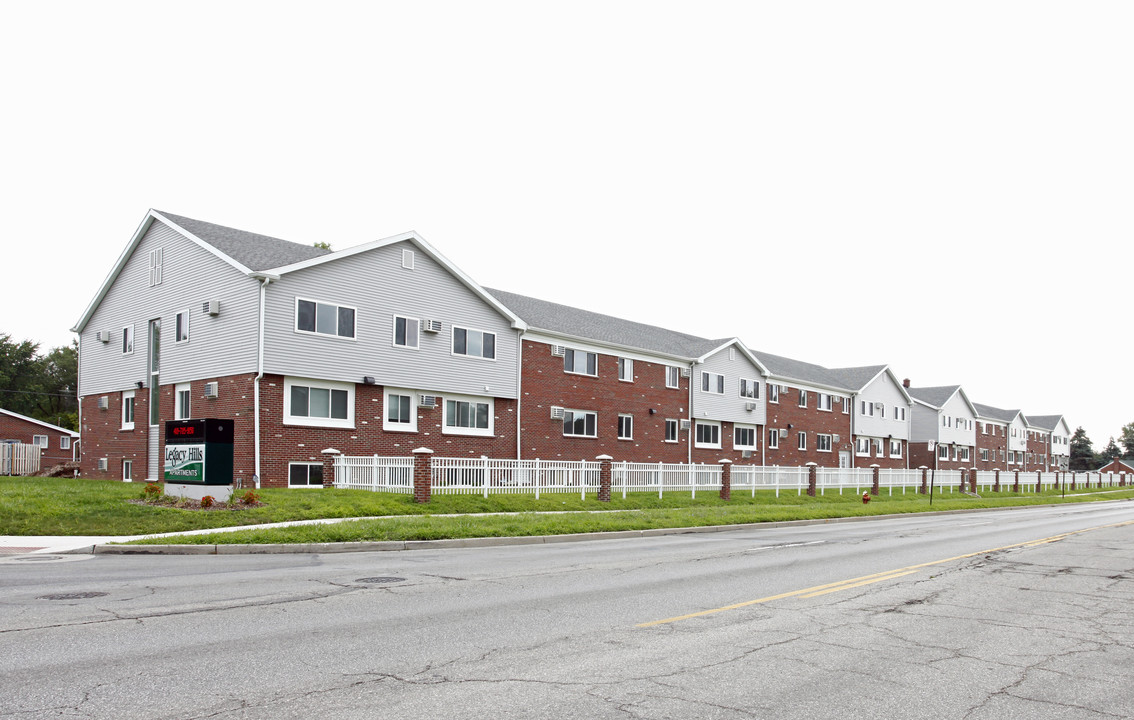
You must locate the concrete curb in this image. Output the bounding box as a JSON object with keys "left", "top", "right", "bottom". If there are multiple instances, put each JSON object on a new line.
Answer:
{"left": 82, "top": 502, "right": 1099, "bottom": 555}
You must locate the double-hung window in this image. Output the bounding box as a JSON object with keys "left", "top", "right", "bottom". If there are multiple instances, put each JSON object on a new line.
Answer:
{"left": 393, "top": 316, "right": 419, "bottom": 348}
{"left": 818, "top": 394, "right": 832, "bottom": 411}
{"left": 285, "top": 378, "right": 353, "bottom": 428}
{"left": 175, "top": 383, "right": 191, "bottom": 420}
{"left": 768, "top": 384, "right": 780, "bottom": 403}
{"left": 797, "top": 432, "right": 807, "bottom": 450}
{"left": 695, "top": 421, "right": 721, "bottom": 449}
{"left": 618, "top": 358, "right": 634, "bottom": 382}
{"left": 665, "top": 366, "right": 681, "bottom": 389}
{"left": 445, "top": 396, "right": 493, "bottom": 436}
{"left": 60, "top": 436, "right": 71, "bottom": 450}
{"left": 122, "top": 390, "right": 135, "bottom": 430}
{"left": 798, "top": 390, "right": 807, "bottom": 408}
{"left": 32, "top": 435, "right": 48, "bottom": 448}
{"left": 618, "top": 414, "right": 633, "bottom": 440}
{"left": 701, "top": 372, "right": 724, "bottom": 395}
{"left": 816, "top": 434, "right": 832, "bottom": 452}
{"left": 296, "top": 298, "right": 356, "bottom": 339}
{"left": 563, "top": 409, "right": 597, "bottom": 437}
{"left": 739, "top": 378, "right": 759, "bottom": 399}
{"left": 665, "top": 419, "right": 679, "bottom": 443}
{"left": 384, "top": 390, "right": 416, "bottom": 432}
{"left": 175, "top": 310, "right": 190, "bottom": 343}
{"left": 768, "top": 429, "right": 780, "bottom": 449}
{"left": 564, "top": 349, "right": 597, "bottom": 376}
{"left": 890, "top": 439, "right": 903, "bottom": 458}
{"left": 453, "top": 327, "right": 495, "bottom": 359}
{"left": 843, "top": 398, "right": 851, "bottom": 414}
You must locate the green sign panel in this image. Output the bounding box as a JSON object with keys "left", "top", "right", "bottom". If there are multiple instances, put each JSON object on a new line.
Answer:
{"left": 164, "top": 444, "right": 206, "bottom": 482}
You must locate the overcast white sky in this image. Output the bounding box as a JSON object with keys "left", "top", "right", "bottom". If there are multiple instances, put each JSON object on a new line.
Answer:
{"left": 2, "top": 2, "right": 1131, "bottom": 448}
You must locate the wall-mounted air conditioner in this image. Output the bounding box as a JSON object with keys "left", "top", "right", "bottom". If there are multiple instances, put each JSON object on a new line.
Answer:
{"left": 680, "top": 419, "right": 691, "bottom": 430}
{"left": 745, "top": 402, "right": 755, "bottom": 411}
{"left": 98, "top": 458, "right": 108, "bottom": 471}
{"left": 680, "top": 367, "right": 691, "bottom": 377}
{"left": 419, "top": 395, "right": 438, "bottom": 408}
{"left": 95, "top": 331, "right": 110, "bottom": 343}
{"left": 423, "top": 319, "right": 442, "bottom": 333}
{"left": 551, "top": 345, "right": 566, "bottom": 357}
{"left": 780, "top": 385, "right": 789, "bottom": 393}
{"left": 742, "top": 450, "right": 752, "bottom": 459}
{"left": 203, "top": 382, "right": 219, "bottom": 399}
{"left": 97, "top": 396, "right": 109, "bottom": 410}
{"left": 833, "top": 434, "right": 840, "bottom": 443}
{"left": 550, "top": 406, "right": 565, "bottom": 420}
{"left": 202, "top": 300, "right": 220, "bottom": 316}
{"left": 778, "top": 428, "right": 788, "bottom": 438}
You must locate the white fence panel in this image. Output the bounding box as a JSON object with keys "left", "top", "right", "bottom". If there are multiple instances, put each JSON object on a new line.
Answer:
{"left": 431, "top": 458, "right": 601, "bottom": 497}
{"left": 815, "top": 467, "right": 873, "bottom": 495}
{"left": 1, "top": 443, "right": 40, "bottom": 476}
{"left": 612, "top": 462, "right": 721, "bottom": 498}
{"left": 333, "top": 455, "right": 413, "bottom": 493}
{"left": 878, "top": 469, "right": 921, "bottom": 495}
{"left": 732, "top": 466, "right": 808, "bottom": 496}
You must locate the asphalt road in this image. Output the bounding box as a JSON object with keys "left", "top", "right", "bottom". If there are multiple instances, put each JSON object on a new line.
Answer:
{"left": 2, "top": 501, "right": 1134, "bottom": 719}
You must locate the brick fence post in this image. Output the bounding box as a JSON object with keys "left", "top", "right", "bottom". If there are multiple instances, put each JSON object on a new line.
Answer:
{"left": 871, "top": 464, "right": 880, "bottom": 496}
{"left": 919, "top": 466, "right": 928, "bottom": 495}
{"left": 1121, "top": 472, "right": 1127, "bottom": 488}
{"left": 806, "top": 462, "right": 817, "bottom": 497}
{"left": 969, "top": 467, "right": 977, "bottom": 493}
{"left": 1012, "top": 471, "right": 1020, "bottom": 493}
{"left": 1036, "top": 471, "right": 1043, "bottom": 493}
{"left": 597, "top": 455, "right": 612, "bottom": 502}
{"left": 993, "top": 469, "right": 1000, "bottom": 492}
{"left": 1071, "top": 472, "right": 1077, "bottom": 491}
{"left": 413, "top": 448, "right": 433, "bottom": 503}
{"left": 321, "top": 448, "right": 339, "bottom": 488}
{"left": 719, "top": 459, "right": 732, "bottom": 501}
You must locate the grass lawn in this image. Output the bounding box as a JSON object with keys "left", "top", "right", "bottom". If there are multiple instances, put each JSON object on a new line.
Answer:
{"left": 3, "top": 476, "right": 1131, "bottom": 543}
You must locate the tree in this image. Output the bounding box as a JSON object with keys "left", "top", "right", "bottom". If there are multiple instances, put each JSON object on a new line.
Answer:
{"left": 0, "top": 333, "right": 44, "bottom": 418}
{"left": 313, "top": 241, "right": 332, "bottom": 250}
{"left": 1098, "top": 437, "right": 1122, "bottom": 467}
{"left": 1120, "top": 422, "right": 1134, "bottom": 461}
{"left": 0, "top": 333, "right": 78, "bottom": 430}
{"left": 1069, "top": 426, "right": 1095, "bottom": 471}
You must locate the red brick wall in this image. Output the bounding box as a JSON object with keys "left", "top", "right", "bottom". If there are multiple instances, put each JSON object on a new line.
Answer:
{"left": 762, "top": 386, "right": 851, "bottom": 467}
{"left": 907, "top": 441, "right": 974, "bottom": 471}
{"left": 1025, "top": 432, "right": 1049, "bottom": 471}
{"left": 518, "top": 341, "right": 693, "bottom": 463}
{"left": 974, "top": 424, "right": 1008, "bottom": 470}
{"left": 849, "top": 436, "right": 907, "bottom": 469}
{"left": 0, "top": 413, "right": 76, "bottom": 467}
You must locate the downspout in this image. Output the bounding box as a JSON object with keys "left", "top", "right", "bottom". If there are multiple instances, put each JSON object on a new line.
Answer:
{"left": 849, "top": 393, "right": 856, "bottom": 469}
{"left": 687, "top": 362, "right": 695, "bottom": 465}
{"left": 760, "top": 378, "right": 766, "bottom": 468}
{"left": 515, "top": 329, "right": 524, "bottom": 460}
{"left": 253, "top": 275, "right": 272, "bottom": 489}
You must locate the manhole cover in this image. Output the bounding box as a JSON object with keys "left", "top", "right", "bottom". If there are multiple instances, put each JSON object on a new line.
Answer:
{"left": 38, "top": 592, "right": 109, "bottom": 601}
{"left": 355, "top": 577, "right": 406, "bottom": 585}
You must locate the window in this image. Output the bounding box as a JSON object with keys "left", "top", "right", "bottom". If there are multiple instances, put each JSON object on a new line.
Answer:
{"left": 618, "top": 414, "right": 633, "bottom": 440}
{"left": 798, "top": 390, "right": 807, "bottom": 408}
{"left": 875, "top": 440, "right": 884, "bottom": 457}
{"left": 285, "top": 378, "right": 353, "bottom": 428}
{"left": 740, "top": 378, "right": 759, "bottom": 399}
{"left": 818, "top": 393, "right": 832, "bottom": 412}
{"left": 401, "top": 249, "right": 414, "bottom": 269}
{"left": 148, "top": 247, "right": 163, "bottom": 287}
{"left": 564, "top": 349, "right": 597, "bottom": 376}
{"left": 879, "top": 405, "right": 886, "bottom": 419}
{"left": 563, "top": 409, "right": 597, "bottom": 437}
{"left": 960, "top": 447, "right": 971, "bottom": 462}
{"left": 296, "top": 298, "right": 356, "bottom": 339}
{"left": 890, "top": 439, "right": 903, "bottom": 458}
{"left": 122, "top": 390, "right": 135, "bottom": 430}
{"left": 695, "top": 421, "right": 721, "bottom": 449}
{"left": 895, "top": 406, "right": 906, "bottom": 421}
{"left": 32, "top": 435, "right": 48, "bottom": 448}
{"left": 288, "top": 462, "right": 324, "bottom": 488}
{"left": 175, "top": 310, "right": 190, "bottom": 343}
{"left": 980, "top": 448, "right": 989, "bottom": 462}
{"left": 938, "top": 444, "right": 949, "bottom": 460}
{"left": 768, "top": 428, "right": 780, "bottom": 449}
{"left": 856, "top": 438, "right": 870, "bottom": 456}
{"left": 393, "top": 315, "right": 419, "bottom": 348}
{"left": 843, "top": 398, "right": 851, "bottom": 414}
{"left": 816, "top": 434, "right": 832, "bottom": 452}
{"left": 701, "top": 372, "right": 724, "bottom": 395}
{"left": 861, "top": 401, "right": 873, "bottom": 417}
{"left": 123, "top": 459, "right": 132, "bottom": 482}
{"left": 797, "top": 432, "right": 807, "bottom": 450}
{"left": 665, "top": 366, "right": 681, "bottom": 389}
{"left": 445, "top": 397, "right": 493, "bottom": 436}
{"left": 665, "top": 419, "right": 679, "bottom": 443}
{"left": 60, "top": 436, "right": 71, "bottom": 450}
{"left": 768, "top": 385, "right": 780, "bottom": 403}
{"left": 734, "top": 425, "right": 756, "bottom": 450}
{"left": 175, "top": 383, "right": 191, "bottom": 420}
{"left": 618, "top": 358, "right": 634, "bottom": 382}
{"left": 122, "top": 325, "right": 134, "bottom": 355}
{"left": 384, "top": 390, "right": 416, "bottom": 432}
{"left": 453, "top": 327, "right": 496, "bottom": 359}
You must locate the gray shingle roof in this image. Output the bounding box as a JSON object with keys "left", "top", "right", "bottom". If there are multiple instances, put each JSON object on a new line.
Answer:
{"left": 752, "top": 351, "right": 852, "bottom": 390}
{"left": 1027, "top": 414, "right": 1065, "bottom": 431}
{"left": 972, "top": 403, "right": 1020, "bottom": 423}
{"left": 907, "top": 385, "right": 961, "bottom": 408}
{"left": 158, "top": 211, "right": 331, "bottom": 272}
{"left": 484, "top": 288, "right": 726, "bottom": 359}
{"left": 827, "top": 365, "right": 888, "bottom": 392}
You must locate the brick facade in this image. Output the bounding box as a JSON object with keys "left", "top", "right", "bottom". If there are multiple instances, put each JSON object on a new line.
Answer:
{"left": 0, "top": 410, "right": 77, "bottom": 468}
{"left": 974, "top": 423, "right": 1007, "bottom": 471}
{"left": 762, "top": 386, "right": 851, "bottom": 467}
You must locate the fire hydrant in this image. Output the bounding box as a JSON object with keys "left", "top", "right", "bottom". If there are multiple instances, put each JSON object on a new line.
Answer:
{"left": 862, "top": 492, "right": 871, "bottom": 505}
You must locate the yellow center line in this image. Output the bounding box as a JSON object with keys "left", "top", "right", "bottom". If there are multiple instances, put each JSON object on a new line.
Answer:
{"left": 637, "top": 518, "right": 1134, "bottom": 628}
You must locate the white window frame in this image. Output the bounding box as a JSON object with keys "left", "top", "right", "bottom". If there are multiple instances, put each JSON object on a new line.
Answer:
{"left": 295, "top": 297, "right": 357, "bottom": 340}
{"left": 563, "top": 409, "right": 597, "bottom": 437}
{"left": 122, "top": 459, "right": 133, "bottom": 482}
{"left": 768, "top": 384, "right": 780, "bottom": 404}
{"left": 843, "top": 398, "right": 851, "bottom": 414}
{"left": 896, "top": 406, "right": 906, "bottom": 421}
{"left": 60, "top": 436, "right": 71, "bottom": 450}
{"left": 148, "top": 247, "right": 163, "bottom": 287}
{"left": 618, "top": 414, "right": 633, "bottom": 440}
{"left": 861, "top": 401, "right": 873, "bottom": 417}
{"left": 739, "top": 378, "right": 759, "bottom": 399}
{"left": 122, "top": 390, "right": 135, "bottom": 430}
{"left": 875, "top": 439, "right": 884, "bottom": 457}
{"left": 564, "top": 349, "right": 597, "bottom": 377}
{"left": 856, "top": 437, "right": 870, "bottom": 456}
{"left": 175, "top": 382, "right": 191, "bottom": 420}
{"left": 122, "top": 325, "right": 134, "bottom": 355}
{"left": 797, "top": 431, "right": 807, "bottom": 450}
{"left": 618, "top": 358, "right": 634, "bottom": 383}
{"left": 938, "top": 444, "right": 949, "bottom": 460}
{"left": 452, "top": 326, "right": 496, "bottom": 360}
{"left": 393, "top": 315, "right": 420, "bottom": 349}
{"left": 443, "top": 395, "right": 494, "bottom": 437}
{"left": 284, "top": 377, "right": 355, "bottom": 429}
{"left": 798, "top": 390, "right": 807, "bottom": 408}
{"left": 665, "top": 366, "right": 681, "bottom": 389}
{"left": 701, "top": 371, "right": 725, "bottom": 395}
{"left": 383, "top": 388, "right": 417, "bottom": 432}
{"left": 959, "top": 447, "right": 971, "bottom": 462}
{"left": 890, "top": 439, "right": 903, "bottom": 458}
{"left": 695, "top": 421, "right": 721, "bottom": 449}
{"left": 664, "top": 418, "right": 679, "bottom": 443}
{"left": 734, "top": 424, "right": 757, "bottom": 450}
{"left": 175, "top": 309, "right": 190, "bottom": 344}
{"left": 816, "top": 434, "right": 832, "bottom": 452}
{"left": 32, "top": 435, "right": 48, "bottom": 448}
{"left": 288, "top": 462, "right": 324, "bottom": 488}
{"left": 768, "top": 429, "right": 780, "bottom": 450}
{"left": 818, "top": 393, "right": 832, "bottom": 412}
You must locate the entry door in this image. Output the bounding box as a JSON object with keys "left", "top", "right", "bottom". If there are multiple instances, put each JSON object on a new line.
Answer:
{"left": 839, "top": 451, "right": 850, "bottom": 468}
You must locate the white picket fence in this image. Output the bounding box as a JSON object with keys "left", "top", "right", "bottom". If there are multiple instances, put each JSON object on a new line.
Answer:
{"left": 1, "top": 443, "right": 41, "bottom": 476}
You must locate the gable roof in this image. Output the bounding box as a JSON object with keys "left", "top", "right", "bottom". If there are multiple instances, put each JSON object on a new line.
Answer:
{"left": 1027, "top": 414, "right": 1069, "bottom": 433}
{"left": 157, "top": 211, "right": 331, "bottom": 271}
{"left": 972, "top": 403, "right": 1022, "bottom": 424}
{"left": 752, "top": 351, "right": 853, "bottom": 393}
{"left": 0, "top": 408, "right": 79, "bottom": 438}
{"left": 906, "top": 385, "right": 979, "bottom": 415}
{"left": 828, "top": 365, "right": 914, "bottom": 404}
{"left": 485, "top": 288, "right": 726, "bottom": 360}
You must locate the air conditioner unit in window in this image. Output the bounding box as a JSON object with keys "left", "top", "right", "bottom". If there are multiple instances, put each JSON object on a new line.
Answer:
{"left": 680, "top": 419, "right": 691, "bottom": 431}
{"left": 202, "top": 300, "right": 221, "bottom": 316}
{"left": 680, "top": 367, "right": 691, "bottom": 377}
{"left": 95, "top": 331, "right": 110, "bottom": 343}
{"left": 423, "top": 319, "right": 442, "bottom": 333}
{"left": 419, "top": 395, "right": 438, "bottom": 408}
{"left": 551, "top": 345, "right": 566, "bottom": 357}
{"left": 97, "top": 396, "right": 109, "bottom": 410}
{"left": 203, "top": 382, "right": 219, "bottom": 399}
{"left": 550, "top": 406, "right": 565, "bottom": 420}
{"left": 98, "top": 458, "right": 108, "bottom": 471}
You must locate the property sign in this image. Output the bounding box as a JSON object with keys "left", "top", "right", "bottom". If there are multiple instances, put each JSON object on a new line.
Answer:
{"left": 163, "top": 419, "right": 234, "bottom": 485}
{"left": 164, "top": 444, "right": 206, "bottom": 482}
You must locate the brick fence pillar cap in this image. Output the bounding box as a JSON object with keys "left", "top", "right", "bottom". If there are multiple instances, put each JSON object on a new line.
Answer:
{"left": 869, "top": 463, "right": 880, "bottom": 468}
{"left": 805, "top": 462, "right": 818, "bottom": 466}
{"left": 595, "top": 454, "right": 613, "bottom": 461}
{"left": 718, "top": 459, "right": 732, "bottom": 465}
{"left": 321, "top": 448, "right": 341, "bottom": 455}
{"left": 918, "top": 465, "right": 928, "bottom": 469}
{"left": 412, "top": 448, "right": 434, "bottom": 455}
